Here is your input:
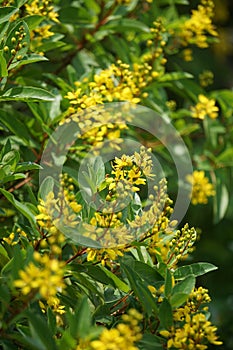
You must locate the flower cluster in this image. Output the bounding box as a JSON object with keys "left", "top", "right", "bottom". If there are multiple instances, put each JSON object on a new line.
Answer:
{"left": 160, "top": 312, "right": 222, "bottom": 349}
{"left": 25, "top": 0, "right": 59, "bottom": 52}
{"left": 191, "top": 94, "right": 219, "bottom": 119}
{"left": 36, "top": 177, "right": 82, "bottom": 254}
{"left": 180, "top": 0, "right": 218, "bottom": 48}
{"left": 25, "top": 0, "right": 59, "bottom": 23}
{"left": 192, "top": 95, "right": 217, "bottom": 118}
{"left": 14, "top": 252, "right": 66, "bottom": 300}
{"left": 186, "top": 170, "right": 215, "bottom": 205}
{"left": 65, "top": 60, "right": 155, "bottom": 114}
{"left": 160, "top": 287, "right": 221, "bottom": 349}
{"left": 87, "top": 309, "right": 142, "bottom": 350}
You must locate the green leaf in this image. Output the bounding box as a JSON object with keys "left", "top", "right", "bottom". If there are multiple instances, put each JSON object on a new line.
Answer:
{"left": 170, "top": 275, "right": 195, "bottom": 308}
{"left": 1, "top": 86, "right": 55, "bottom": 102}
{"left": 121, "top": 263, "right": 158, "bottom": 315}
{"left": 85, "top": 265, "right": 113, "bottom": 285}
{"left": 74, "top": 297, "right": 92, "bottom": 338}
{"left": 103, "top": 18, "right": 150, "bottom": 33}
{"left": 138, "top": 333, "right": 164, "bottom": 350}
{"left": 174, "top": 263, "right": 218, "bottom": 280}
{"left": 159, "top": 298, "right": 173, "bottom": 329}
{"left": 0, "top": 6, "right": 18, "bottom": 25}
{"left": 158, "top": 72, "right": 193, "bottom": 83}
{"left": 216, "top": 147, "right": 233, "bottom": 167}
{"left": 0, "top": 109, "right": 33, "bottom": 146}
{"left": 16, "top": 162, "right": 42, "bottom": 172}
{"left": 0, "top": 50, "right": 8, "bottom": 77}
{"left": 27, "top": 311, "right": 57, "bottom": 350}
{"left": 38, "top": 176, "right": 54, "bottom": 200}
{"left": 0, "top": 173, "right": 26, "bottom": 184}
{"left": 13, "top": 53, "right": 48, "bottom": 68}
{"left": 0, "top": 189, "right": 36, "bottom": 226}
{"left": 100, "top": 266, "right": 130, "bottom": 293}
{"left": 164, "top": 268, "right": 173, "bottom": 298}
{"left": 132, "top": 261, "right": 164, "bottom": 285}
{"left": 214, "top": 181, "right": 229, "bottom": 224}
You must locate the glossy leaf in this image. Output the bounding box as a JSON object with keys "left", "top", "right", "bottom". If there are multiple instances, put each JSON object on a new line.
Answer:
{"left": 174, "top": 263, "right": 218, "bottom": 280}
{"left": 1, "top": 86, "right": 55, "bottom": 102}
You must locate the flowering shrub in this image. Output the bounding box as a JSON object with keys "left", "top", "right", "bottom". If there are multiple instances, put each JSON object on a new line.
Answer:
{"left": 0, "top": 0, "right": 232, "bottom": 349}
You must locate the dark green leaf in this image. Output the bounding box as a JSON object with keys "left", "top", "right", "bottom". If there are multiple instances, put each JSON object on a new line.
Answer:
{"left": 0, "top": 189, "right": 36, "bottom": 226}
{"left": 0, "top": 108, "right": 33, "bottom": 146}
{"left": 121, "top": 263, "right": 158, "bottom": 315}
{"left": 27, "top": 312, "right": 57, "bottom": 350}
{"left": 159, "top": 298, "right": 173, "bottom": 329}
{"left": 138, "top": 333, "right": 164, "bottom": 350}
{"left": 164, "top": 268, "right": 173, "bottom": 298}
{"left": 0, "top": 6, "right": 18, "bottom": 24}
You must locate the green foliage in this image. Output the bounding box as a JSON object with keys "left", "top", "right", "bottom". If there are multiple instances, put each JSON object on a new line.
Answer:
{"left": 0, "top": 0, "right": 231, "bottom": 349}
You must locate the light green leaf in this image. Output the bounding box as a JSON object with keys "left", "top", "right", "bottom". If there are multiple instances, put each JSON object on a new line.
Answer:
{"left": 158, "top": 72, "right": 193, "bottom": 83}
{"left": 100, "top": 266, "right": 130, "bottom": 293}
{"left": 103, "top": 18, "right": 150, "bottom": 33}
{"left": 16, "top": 162, "right": 42, "bottom": 172}
{"left": 1, "top": 86, "right": 55, "bottom": 102}
{"left": 0, "top": 50, "right": 8, "bottom": 77}
{"left": 170, "top": 275, "right": 195, "bottom": 308}
{"left": 174, "top": 263, "right": 218, "bottom": 280}
{"left": 1, "top": 173, "right": 26, "bottom": 184}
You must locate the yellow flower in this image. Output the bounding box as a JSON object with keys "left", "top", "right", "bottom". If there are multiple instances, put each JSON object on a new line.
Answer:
{"left": 14, "top": 252, "right": 66, "bottom": 300}
{"left": 160, "top": 312, "right": 222, "bottom": 349}
{"left": 191, "top": 94, "right": 219, "bottom": 119}
{"left": 180, "top": 0, "right": 218, "bottom": 48}
{"left": 186, "top": 170, "right": 215, "bottom": 205}
{"left": 89, "top": 309, "right": 142, "bottom": 350}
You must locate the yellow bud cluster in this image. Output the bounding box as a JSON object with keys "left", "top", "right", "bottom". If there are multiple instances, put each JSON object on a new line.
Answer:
{"left": 199, "top": 70, "right": 214, "bottom": 87}
{"left": 167, "top": 224, "right": 196, "bottom": 265}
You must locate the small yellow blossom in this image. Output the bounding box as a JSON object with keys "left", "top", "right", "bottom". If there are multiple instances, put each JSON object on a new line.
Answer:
{"left": 191, "top": 94, "right": 219, "bottom": 119}
{"left": 89, "top": 309, "right": 142, "bottom": 350}
{"left": 160, "top": 312, "right": 222, "bottom": 349}
{"left": 180, "top": 0, "right": 218, "bottom": 48}
{"left": 14, "top": 252, "right": 66, "bottom": 300}
{"left": 186, "top": 170, "right": 215, "bottom": 205}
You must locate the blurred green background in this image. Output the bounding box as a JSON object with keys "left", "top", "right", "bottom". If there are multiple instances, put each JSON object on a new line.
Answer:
{"left": 182, "top": 1, "right": 233, "bottom": 348}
